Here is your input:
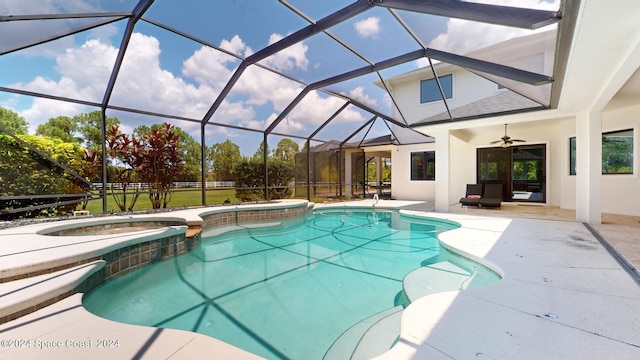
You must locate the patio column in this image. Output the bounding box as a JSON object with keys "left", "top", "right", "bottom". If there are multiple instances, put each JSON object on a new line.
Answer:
{"left": 575, "top": 110, "right": 602, "bottom": 224}
{"left": 344, "top": 150, "right": 352, "bottom": 199}
{"left": 376, "top": 156, "right": 382, "bottom": 187}
{"left": 434, "top": 127, "right": 450, "bottom": 212}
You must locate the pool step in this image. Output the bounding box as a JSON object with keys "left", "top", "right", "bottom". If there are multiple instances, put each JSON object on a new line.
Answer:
{"left": 350, "top": 309, "right": 403, "bottom": 359}
{"left": 0, "top": 260, "right": 105, "bottom": 322}
{"left": 403, "top": 261, "right": 472, "bottom": 302}
{"left": 323, "top": 306, "right": 403, "bottom": 360}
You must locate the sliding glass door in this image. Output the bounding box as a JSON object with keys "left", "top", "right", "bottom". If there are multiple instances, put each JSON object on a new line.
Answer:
{"left": 476, "top": 144, "right": 546, "bottom": 203}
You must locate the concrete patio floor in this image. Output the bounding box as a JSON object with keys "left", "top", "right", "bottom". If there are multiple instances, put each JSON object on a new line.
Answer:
{"left": 448, "top": 202, "right": 640, "bottom": 278}
{"left": 0, "top": 200, "right": 639, "bottom": 359}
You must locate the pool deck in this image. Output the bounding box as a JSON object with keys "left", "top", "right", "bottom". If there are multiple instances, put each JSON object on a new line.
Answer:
{"left": 1, "top": 199, "right": 639, "bottom": 359}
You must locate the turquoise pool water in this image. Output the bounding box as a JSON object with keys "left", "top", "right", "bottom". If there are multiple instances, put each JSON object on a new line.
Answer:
{"left": 83, "top": 210, "right": 497, "bottom": 359}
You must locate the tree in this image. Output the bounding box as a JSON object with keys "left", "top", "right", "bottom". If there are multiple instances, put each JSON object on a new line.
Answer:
{"left": 106, "top": 125, "right": 140, "bottom": 212}
{"left": 132, "top": 125, "right": 150, "bottom": 139}
{"left": 74, "top": 111, "right": 120, "bottom": 151}
{"left": 106, "top": 123, "right": 184, "bottom": 211}
{"left": 135, "top": 124, "right": 200, "bottom": 181}
{"left": 36, "top": 116, "right": 81, "bottom": 144}
{"left": 208, "top": 139, "right": 241, "bottom": 181}
{"left": 366, "top": 157, "right": 391, "bottom": 183}
{"left": 0, "top": 133, "right": 87, "bottom": 219}
{"left": 135, "top": 123, "right": 184, "bottom": 209}
{"left": 252, "top": 140, "right": 266, "bottom": 161}
{"left": 166, "top": 126, "right": 200, "bottom": 182}
{"left": 272, "top": 138, "right": 299, "bottom": 164}
{"left": 0, "top": 107, "right": 28, "bottom": 135}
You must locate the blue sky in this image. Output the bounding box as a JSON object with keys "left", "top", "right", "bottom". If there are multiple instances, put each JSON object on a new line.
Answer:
{"left": 0, "top": 0, "right": 559, "bottom": 155}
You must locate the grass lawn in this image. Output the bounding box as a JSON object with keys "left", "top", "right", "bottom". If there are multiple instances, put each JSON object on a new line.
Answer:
{"left": 83, "top": 188, "right": 239, "bottom": 214}
{"left": 80, "top": 187, "right": 345, "bottom": 215}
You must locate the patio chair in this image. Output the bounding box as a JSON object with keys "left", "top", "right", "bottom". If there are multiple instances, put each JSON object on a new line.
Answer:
{"left": 480, "top": 183, "right": 503, "bottom": 209}
{"left": 460, "top": 184, "right": 483, "bottom": 207}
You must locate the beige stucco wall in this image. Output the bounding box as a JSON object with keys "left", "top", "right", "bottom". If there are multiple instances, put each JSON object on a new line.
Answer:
{"left": 390, "top": 67, "right": 500, "bottom": 123}
{"left": 391, "top": 143, "right": 436, "bottom": 201}
{"left": 600, "top": 105, "right": 640, "bottom": 216}
{"left": 556, "top": 105, "right": 639, "bottom": 216}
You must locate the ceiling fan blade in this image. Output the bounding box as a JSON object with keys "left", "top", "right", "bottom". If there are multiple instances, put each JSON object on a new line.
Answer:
{"left": 491, "top": 124, "right": 526, "bottom": 145}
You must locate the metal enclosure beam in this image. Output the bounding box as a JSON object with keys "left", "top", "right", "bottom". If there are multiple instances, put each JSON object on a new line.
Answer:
{"left": 247, "top": 0, "right": 373, "bottom": 64}
{"left": 308, "top": 102, "right": 351, "bottom": 140}
{"left": 201, "top": 0, "right": 374, "bottom": 127}
{"left": 427, "top": 48, "right": 554, "bottom": 85}
{"left": 100, "top": 0, "right": 154, "bottom": 213}
{"left": 264, "top": 88, "right": 311, "bottom": 135}
{"left": 266, "top": 50, "right": 424, "bottom": 135}
{"left": 377, "top": 0, "right": 559, "bottom": 30}
{"left": 310, "top": 50, "right": 425, "bottom": 90}
{"left": 0, "top": 17, "right": 125, "bottom": 56}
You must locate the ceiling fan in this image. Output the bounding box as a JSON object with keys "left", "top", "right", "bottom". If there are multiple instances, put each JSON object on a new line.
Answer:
{"left": 491, "top": 124, "right": 526, "bottom": 147}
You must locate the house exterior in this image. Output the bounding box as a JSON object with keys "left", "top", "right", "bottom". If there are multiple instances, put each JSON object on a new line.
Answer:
{"left": 369, "top": 3, "right": 640, "bottom": 224}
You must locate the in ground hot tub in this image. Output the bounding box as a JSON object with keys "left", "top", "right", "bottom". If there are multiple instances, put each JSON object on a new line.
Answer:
{"left": 38, "top": 218, "right": 185, "bottom": 236}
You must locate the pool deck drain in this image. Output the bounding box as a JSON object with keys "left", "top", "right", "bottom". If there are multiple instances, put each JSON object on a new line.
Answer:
{"left": 1, "top": 200, "right": 639, "bottom": 359}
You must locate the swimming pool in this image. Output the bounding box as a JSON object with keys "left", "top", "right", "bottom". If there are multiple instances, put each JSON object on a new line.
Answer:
{"left": 83, "top": 209, "right": 499, "bottom": 359}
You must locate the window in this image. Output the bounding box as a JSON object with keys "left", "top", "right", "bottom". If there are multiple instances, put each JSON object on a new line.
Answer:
{"left": 411, "top": 151, "right": 435, "bottom": 180}
{"left": 513, "top": 160, "right": 539, "bottom": 180}
{"left": 603, "top": 129, "right": 634, "bottom": 174}
{"left": 477, "top": 147, "right": 510, "bottom": 181}
{"left": 479, "top": 162, "right": 498, "bottom": 180}
{"left": 420, "top": 74, "right": 452, "bottom": 103}
{"left": 569, "top": 129, "right": 634, "bottom": 175}
{"left": 569, "top": 137, "right": 576, "bottom": 175}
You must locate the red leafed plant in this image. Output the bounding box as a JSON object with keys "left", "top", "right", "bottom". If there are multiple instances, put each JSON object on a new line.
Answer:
{"left": 106, "top": 122, "right": 184, "bottom": 211}
{"left": 134, "top": 123, "right": 184, "bottom": 209}
{"left": 106, "top": 125, "right": 140, "bottom": 211}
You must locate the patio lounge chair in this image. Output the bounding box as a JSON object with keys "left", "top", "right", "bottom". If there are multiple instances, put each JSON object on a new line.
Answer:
{"left": 480, "top": 183, "right": 503, "bottom": 209}
{"left": 460, "top": 184, "right": 483, "bottom": 207}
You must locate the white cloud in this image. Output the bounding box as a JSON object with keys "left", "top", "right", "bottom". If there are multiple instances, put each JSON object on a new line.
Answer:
{"left": 235, "top": 66, "right": 304, "bottom": 110}
{"left": 344, "top": 86, "right": 377, "bottom": 108}
{"left": 354, "top": 17, "right": 381, "bottom": 39}
{"left": 10, "top": 28, "right": 374, "bottom": 143}
{"left": 261, "top": 33, "right": 309, "bottom": 71}
{"left": 271, "top": 91, "right": 368, "bottom": 135}
{"left": 15, "top": 39, "right": 118, "bottom": 126}
{"left": 14, "top": 33, "right": 221, "bottom": 133}
{"left": 181, "top": 46, "right": 237, "bottom": 88}
{"left": 220, "top": 34, "right": 253, "bottom": 57}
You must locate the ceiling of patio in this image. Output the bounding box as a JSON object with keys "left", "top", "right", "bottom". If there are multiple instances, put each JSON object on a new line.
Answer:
{"left": 0, "top": 0, "right": 571, "bottom": 153}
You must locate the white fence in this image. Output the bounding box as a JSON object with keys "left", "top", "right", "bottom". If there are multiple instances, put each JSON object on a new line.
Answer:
{"left": 92, "top": 181, "right": 235, "bottom": 190}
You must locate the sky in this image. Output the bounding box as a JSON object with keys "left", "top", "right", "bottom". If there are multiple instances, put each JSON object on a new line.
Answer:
{"left": 0, "top": 0, "right": 559, "bottom": 156}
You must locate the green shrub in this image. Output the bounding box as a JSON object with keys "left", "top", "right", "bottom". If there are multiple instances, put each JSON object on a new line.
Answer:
{"left": 234, "top": 159, "right": 294, "bottom": 202}
{"left": 0, "top": 134, "right": 87, "bottom": 219}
